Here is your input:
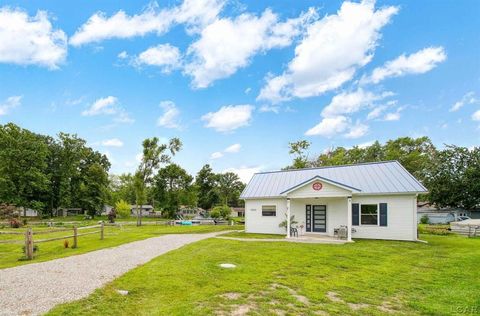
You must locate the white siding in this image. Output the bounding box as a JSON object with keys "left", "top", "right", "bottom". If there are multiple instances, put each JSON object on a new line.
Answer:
{"left": 352, "top": 195, "right": 417, "bottom": 241}
{"left": 245, "top": 199, "right": 287, "bottom": 234}
{"left": 287, "top": 181, "right": 351, "bottom": 198}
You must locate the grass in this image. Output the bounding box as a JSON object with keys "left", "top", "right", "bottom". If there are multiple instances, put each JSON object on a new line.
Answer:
{"left": 47, "top": 234, "right": 480, "bottom": 316}
{"left": 0, "top": 224, "right": 241, "bottom": 269}
{"left": 418, "top": 224, "right": 451, "bottom": 235}
{"left": 221, "top": 231, "right": 285, "bottom": 239}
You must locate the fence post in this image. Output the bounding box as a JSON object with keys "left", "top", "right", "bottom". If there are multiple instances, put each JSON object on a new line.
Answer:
{"left": 100, "top": 222, "right": 104, "bottom": 240}
{"left": 73, "top": 225, "right": 78, "bottom": 248}
{"left": 24, "top": 228, "right": 33, "bottom": 260}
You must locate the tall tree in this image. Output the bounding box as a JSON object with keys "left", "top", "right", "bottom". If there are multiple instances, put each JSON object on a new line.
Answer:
{"left": 195, "top": 164, "right": 219, "bottom": 210}
{"left": 425, "top": 146, "right": 480, "bottom": 209}
{"left": 0, "top": 123, "right": 50, "bottom": 212}
{"left": 135, "top": 137, "right": 182, "bottom": 225}
{"left": 152, "top": 164, "right": 195, "bottom": 218}
{"left": 217, "top": 172, "right": 245, "bottom": 206}
{"left": 287, "top": 140, "right": 311, "bottom": 169}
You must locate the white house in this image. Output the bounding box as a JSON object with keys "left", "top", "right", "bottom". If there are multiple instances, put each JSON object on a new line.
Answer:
{"left": 240, "top": 161, "right": 427, "bottom": 241}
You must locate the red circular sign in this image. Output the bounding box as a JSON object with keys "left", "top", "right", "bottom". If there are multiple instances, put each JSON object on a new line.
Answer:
{"left": 312, "top": 182, "right": 323, "bottom": 191}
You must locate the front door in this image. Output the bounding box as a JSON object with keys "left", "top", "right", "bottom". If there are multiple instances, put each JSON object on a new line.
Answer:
{"left": 305, "top": 205, "right": 327, "bottom": 233}
{"left": 313, "top": 205, "right": 327, "bottom": 232}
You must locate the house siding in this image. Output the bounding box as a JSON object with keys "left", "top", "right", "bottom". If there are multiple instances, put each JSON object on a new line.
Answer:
{"left": 245, "top": 194, "right": 417, "bottom": 241}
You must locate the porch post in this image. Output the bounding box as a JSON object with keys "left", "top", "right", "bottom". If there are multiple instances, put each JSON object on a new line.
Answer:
{"left": 347, "top": 196, "right": 352, "bottom": 242}
{"left": 286, "top": 198, "right": 291, "bottom": 238}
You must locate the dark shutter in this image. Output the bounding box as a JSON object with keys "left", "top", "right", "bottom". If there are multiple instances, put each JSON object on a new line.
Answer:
{"left": 379, "top": 203, "right": 388, "bottom": 226}
{"left": 352, "top": 203, "right": 359, "bottom": 226}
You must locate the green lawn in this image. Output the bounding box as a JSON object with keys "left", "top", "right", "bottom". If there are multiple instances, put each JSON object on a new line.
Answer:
{"left": 0, "top": 224, "right": 241, "bottom": 269}
{"left": 221, "top": 231, "right": 285, "bottom": 239}
{"left": 48, "top": 234, "right": 480, "bottom": 316}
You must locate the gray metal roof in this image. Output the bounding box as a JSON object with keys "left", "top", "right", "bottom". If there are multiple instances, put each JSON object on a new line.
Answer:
{"left": 240, "top": 161, "right": 427, "bottom": 199}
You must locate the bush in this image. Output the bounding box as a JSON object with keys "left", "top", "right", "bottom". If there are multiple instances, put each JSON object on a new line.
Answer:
{"left": 115, "top": 200, "right": 131, "bottom": 218}
{"left": 210, "top": 205, "right": 231, "bottom": 220}
{"left": 63, "top": 240, "right": 69, "bottom": 248}
{"left": 9, "top": 218, "right": 22, "bottom": 228}
{"left": 420, "top": 215, "right": 429, "bottom": 224}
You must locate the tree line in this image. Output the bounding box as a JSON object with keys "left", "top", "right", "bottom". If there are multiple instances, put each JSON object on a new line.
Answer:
{"left": 0, "top": 123, "right": 245, "bottom": 219}
{"left": 287, "top": 137, "right": 480, "bottom": 210}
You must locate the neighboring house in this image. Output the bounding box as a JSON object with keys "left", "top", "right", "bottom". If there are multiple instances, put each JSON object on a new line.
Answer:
{"left": 57, "top": 208, "right": 84, "bottom": 217}
{"left": 101, "top": 205, "right": 114, "bottom": 216}
{"left": 417, "top": 202, "right": 480, "bottom": 223}
{"left": 241, "top": 161, "right": 427, "bottom": 241}
{"left": 231, "top": 207, "right": 245, "bottom": 217}
{"left": 130, "top": 205, "right": 154, "bottom": 216}
{"left": 177, "top": 206, "right": 206, "bottom": 218}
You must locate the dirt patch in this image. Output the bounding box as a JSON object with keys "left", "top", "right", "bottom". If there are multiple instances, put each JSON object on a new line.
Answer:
{"left": 378, "top": 296, "right": 403, "bottom": 313}
{"left": 313, "top": 311, "right": 329, "bottom": 316}
{"left": 348, "top": 302, "right": 370, "bottom": 310}
{"left": 231, "top": 303, "right": 256, "bottom": 316}
{"left": 221, "top": 292, "right": 242, "bottom": 300}
{"left": 270, "top": 309, "right": 287, "bottom": 316}
{"left": 270, "top": 283, "right": 310, "bottom": 305}
{"left": 326, "top": 291, "right": 344, "bottom": 303}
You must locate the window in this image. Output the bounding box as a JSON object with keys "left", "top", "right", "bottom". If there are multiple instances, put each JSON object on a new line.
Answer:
{"left": 361, "top": 204, "right": 378, "bottom": 225}
{"left": 262, "top": 205, "right": 276, "bottom": 216}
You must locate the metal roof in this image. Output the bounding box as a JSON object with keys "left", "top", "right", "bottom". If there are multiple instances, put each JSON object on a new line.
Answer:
{"left": 240, "top": 161, "right": 427, "bottom": 199}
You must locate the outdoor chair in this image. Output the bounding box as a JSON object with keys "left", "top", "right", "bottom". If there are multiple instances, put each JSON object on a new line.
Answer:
{"left": 290, "top": 227, "right": 298, "bottom": 237}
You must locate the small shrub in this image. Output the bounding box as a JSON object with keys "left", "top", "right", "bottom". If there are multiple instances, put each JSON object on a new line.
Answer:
{"left": 63, "top": 240, "right": 69, "bottom": 248}
{"left": 9, "top": 218, "right": 22, "bottom": 228}
{"left": 420, "top": 215, "right": 429, "bottom": 224}
{"left": 22, "top": 218, "right": 28, "bottom": 226}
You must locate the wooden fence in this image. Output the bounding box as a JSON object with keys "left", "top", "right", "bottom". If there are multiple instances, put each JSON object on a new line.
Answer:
{"left": 0, "top": 223, "right": 104, "bottom": 260}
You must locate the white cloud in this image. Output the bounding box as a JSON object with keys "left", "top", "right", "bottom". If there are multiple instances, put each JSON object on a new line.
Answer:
{"left": 210, "top": 151, "right": 223, "bottom": 159}
{"left": 82, "top": 96, "right": 118, "bottom": 116}
{"left": 201, "top": 104, "right": 254, "bottom": 132}
{"left": 157, "top": 100, "right": 181, "bottom": 129}
{"left": 344, "top": 122, "right": 369, "bottom": 139}
{"left": 102, "top": 138, "right": 123, "bottom": 147}
{"left": 305, "top": 116, "right": 348, "bottom": 137}
{"left": 224, "top": 143, "right": 241, "bottom": 153}
{"left": 472, "top": 110, "right": 480, "bottom": 121}
{"left": 362, "top": 46, "right": 446, "bottom": 84}
{"left": 367, "top": 105, "right": 387, "bottom": 120}
{"left": 118, "top": 51, "right": 128, "bottom": 59}
{"left": 322, "top": 88, "right": 393, "bottom": 117}
{"left": 0, "top": 95, "right": 22, "bottom": 116}
{"left": 258, "top": 1, "right": 398, "bottom": 102}
{"left": 450, "top": 91, "right": 478, "bottom": 112}
{"left": 223, "top": 166, "right": 262, "bottom": 183}
{"left": 357, "top": 140, "right": 374, "bottom": 148}
{"left": 0, "top": 7, "right": 67, "bottom": 69}
{"left": 383, "top": 111, "right": 401, "bottom": 121}
{"left": 185, "top": 8, "right": 316, "bottom": 88}
{"left": 259, "top": 104, "right": 280, "bottom": 114}
{"left": 82, "top": 96, "right": 134, "bottom": 123}
{"left": 70, "top": 0, "right": 225, "bottom": 46}
{"left": 135, "top": 44, "right": 181, "bottom": 72}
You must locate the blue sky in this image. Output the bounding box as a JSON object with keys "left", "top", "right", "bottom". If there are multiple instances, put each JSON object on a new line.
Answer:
{"left": 0, "top": 0, "right": 479, "bottom": 182}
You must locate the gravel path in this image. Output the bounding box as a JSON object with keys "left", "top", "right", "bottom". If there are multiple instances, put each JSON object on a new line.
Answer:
{"left": 0, "top": 232, "right": 226, "bottom": 316}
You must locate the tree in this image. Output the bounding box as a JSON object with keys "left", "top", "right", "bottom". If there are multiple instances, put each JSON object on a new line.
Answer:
{"left": 135, "top": 137, "right": 182, "bottom": 225}
{"left": 108, "top": 173, "right": 136, "bottom": 205}
{"left": 425, "top": 146, "right": 480, "bottom": 209}
{"left": 287, "top": 140, "right": 311, "bottom": 169}
{"left": 210, "top": 205, "right": 231, "bottom": 221}
{"left": 79, "top": 162, "right": 109, "bottom": 218}
{"left": 152, "top": 164, "right": 195, "bottom": 218}
{"left": 195, "top": 164, "right": 220, "bottom": 210}
{"left": 0, "top": 123, "right": 50, "bottom": 212}
{"left": 217, "top": 172, "right": 245, "bottom": 206}
{"left": 115, "top": 199, "right": 131, "bottom": 218}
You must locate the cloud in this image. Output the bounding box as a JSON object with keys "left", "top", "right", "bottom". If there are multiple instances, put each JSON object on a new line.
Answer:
{"left": 383, "top": 107, "right": 404, "bottom": 121}
{"left": 201, "top": 104, "right": 254, "bottom": 132}
{"left": 258, "top": 1, "right": 398, "bottom": 102}
{"left": 222, "top": 166, "right": 262, "bottom": 183}
{"left": 367, "top": 105, "right": 387, "bottom": 120}
{"left": 0, "top": 95, "right": 22, "bottom": 116}
{"left": 305, "top": 116, "right": 349, "bottom": 137}
{"left": 210, "top": 151, "right": 223, "bottom": 159}
{"left": 157, "top": 100, "right": 181, "bottom": 129}
{"left": 0, "top": 7, "right": 67, "bottom": 69}
{"left": 117, "top": 51, "right": 128, "bottom": 59}
{"left": 185, "top": 8, "right": 316, "bottom": 88}
{"left": 135, "top": 44, "right": 181, "bottom": 72}
{"left": 321, "top": 88, "right": 393, "bottom": 117}
{"left": 450, "top": 91, "right": 478, "bottom": 112}
{"left": 82, "top": 96, "right": 134, "bottom": 123}
{"left": 102, "top": 138, "right": 123, "bottom": 147}
{"left": 70, "top": 0, "right": 225, "bottom": 46}
{"left": 357, "top": 140, "right": 374, "bottom": 148}
{"left": 224, "top": 143, "right": 241, "bottom": 153}
{"left": 472, "top": 110, "right": 480, "bottom": 121}
{"left": 345, "top": 122, "right": 369, "bottom": 139}
{"left": 259, "top": 104, "right": 280, "bottom": 114}
{"left": 362, "top": 46, "right": 446, "bottom": 84}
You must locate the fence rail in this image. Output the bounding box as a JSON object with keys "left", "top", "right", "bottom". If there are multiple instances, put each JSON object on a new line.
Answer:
{"left": 0, "top": 223, "right": 105, "bottom": 260}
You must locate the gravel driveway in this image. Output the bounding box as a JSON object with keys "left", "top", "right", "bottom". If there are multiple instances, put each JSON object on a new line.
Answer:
{"left": 0, "top": 232, "right": 225, "bottom": 316}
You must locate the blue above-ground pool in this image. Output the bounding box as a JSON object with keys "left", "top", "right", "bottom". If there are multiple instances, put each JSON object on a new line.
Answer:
{"left": 181, "top": 221, "right": 193, "bottom": 226}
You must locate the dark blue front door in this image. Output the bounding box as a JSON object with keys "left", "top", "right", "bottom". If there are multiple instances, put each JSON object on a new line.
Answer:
{"left": 312, "top": 205, "right": 326, "bottom": 232}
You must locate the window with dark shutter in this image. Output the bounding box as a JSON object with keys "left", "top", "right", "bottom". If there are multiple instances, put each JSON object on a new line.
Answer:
{"left": 352, "top": 203, "right": 359, "bottom": 226}
{"left": 379, "top": 203, "right": 388, "bottom": 226}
